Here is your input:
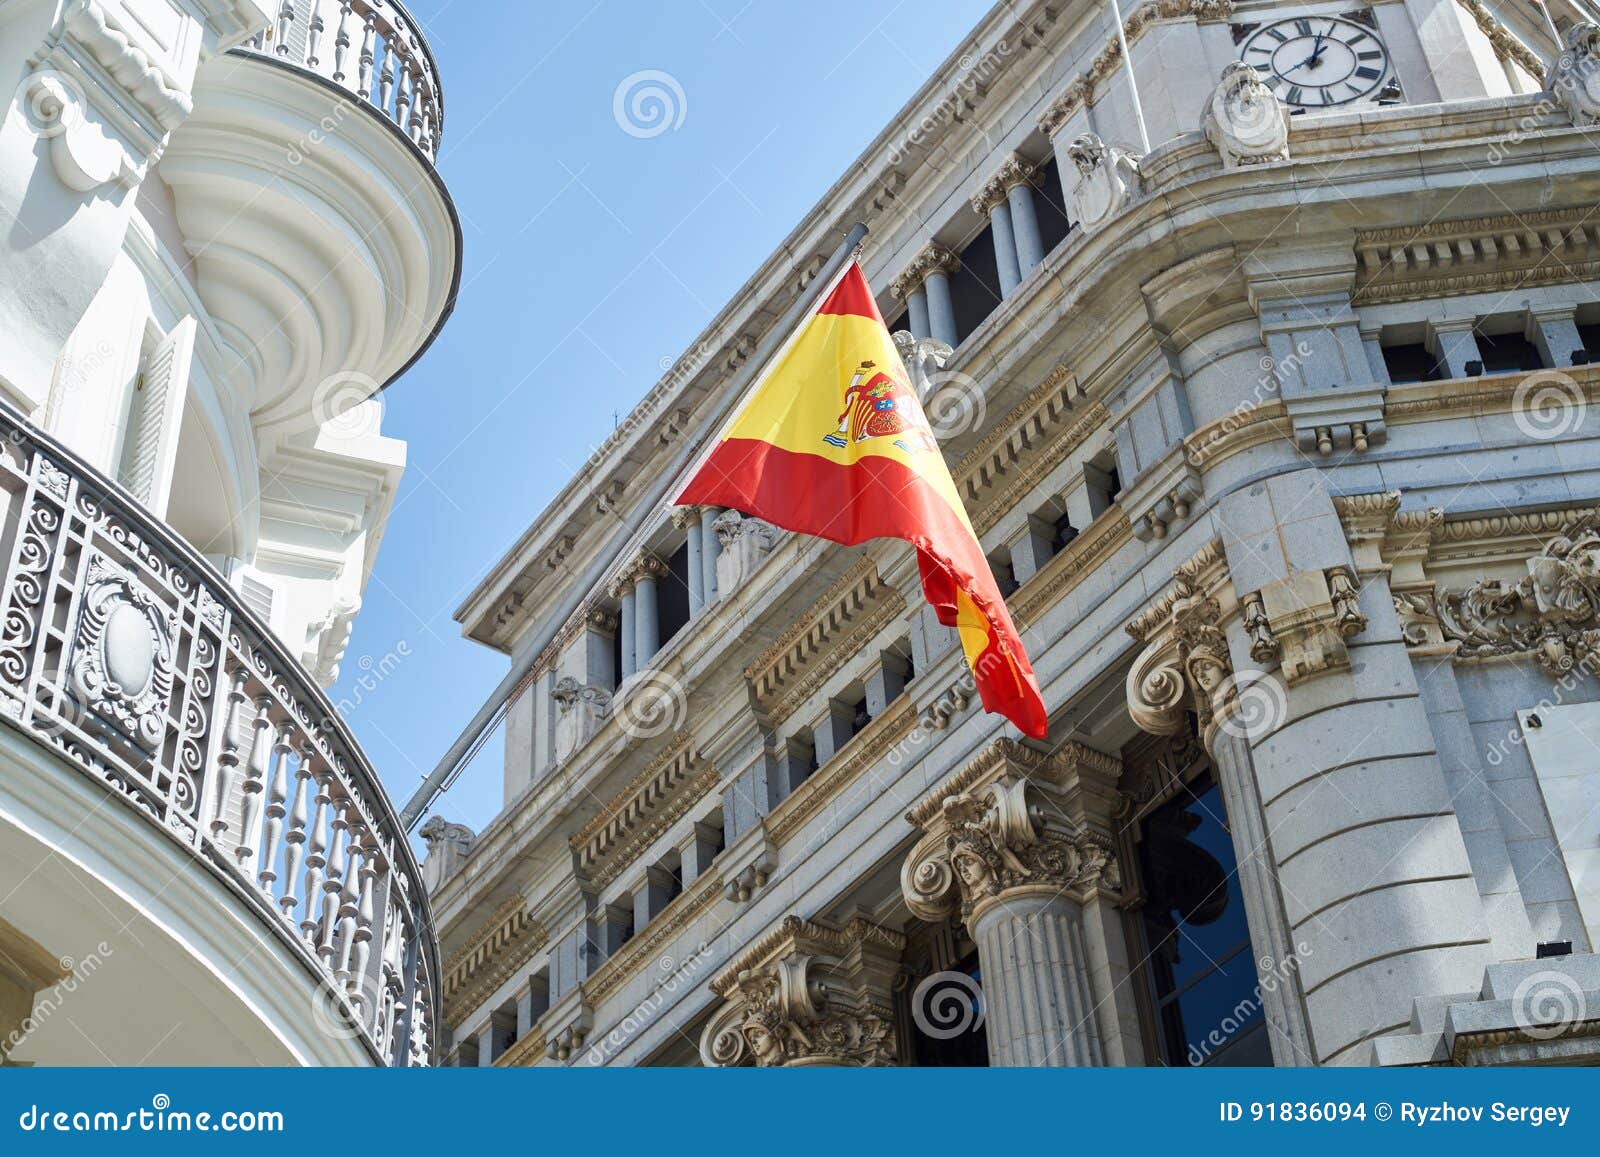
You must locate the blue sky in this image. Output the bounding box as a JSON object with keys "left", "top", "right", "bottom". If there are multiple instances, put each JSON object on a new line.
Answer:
{"left": 332, "top": 0, "right": 993, "bottom": 837}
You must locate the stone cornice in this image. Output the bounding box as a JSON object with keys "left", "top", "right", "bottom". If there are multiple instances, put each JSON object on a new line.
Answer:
{"left": 955, "top": 365, "right": 1086, "bottom": 503}
{"left": 905, "top": 737, "right": 1121, "bottom": 829}
{"left": 571, "top": 735, "right": 718, "bottom": 888}
{"left": 709, "top": 915, "right": 907, "bottom": 999}
{"left": 1126, "top": 537, "right": 1227, "bottom": 642}
{"left": 494, "top": 1027, "right": 547, "bottom": 1068}
{"left": 1385, "top": 366, "right": 1600, "bottom": 426}
{"left": 767, "top": 694, "right": 918, "bottom": 845}
{"left": 1183, "top": 399, "right": 1292, "bottom": 472}
{"left": 967, "top": 399, "right": 1106, "bottom": 537}
{"left": 1453, "top": 0, "right": 1546, "bottom": 78}
{"left": 744, "top": 556, "right": 907, "bottom": 722}
{"left": 442, "top": 899, "right": 548, "bottom": 1024}
{"left": 1353, "top": 208, "right": 1598, "bottom": 306}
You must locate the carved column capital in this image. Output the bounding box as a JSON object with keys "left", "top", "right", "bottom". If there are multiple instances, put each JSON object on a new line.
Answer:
{"left": 1038, "top": 75, "right": 1093, "bottom": 139}
{"left": 669, "top": 504, "right": 702, "bottom": 529}
{"left": 969, "top": 156, "right": 1035, "bottom": 214}
{"left": 900, "top": 738, "right": 1124, "bottom": 927}
{"left": 699, "top": 916, "right": 905, "bottom": 1067}
{"left": 890, "top": 244, "right": 962, "bottom": 299}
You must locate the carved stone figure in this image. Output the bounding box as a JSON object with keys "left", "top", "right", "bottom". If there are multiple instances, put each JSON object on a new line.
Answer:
{"left": 1546, "top": 22, "right": 1600, "bottom": 125}
{"left": 891, "top": 330, "right": 954, "bottom": 400}
{"left": 552, "top": 675, "right": 610, "bottom": 762}
{"left": 1066, "top": 133, "right": 1142, "bottom": 233}
{"left": 1202, "top": 62, "right": 1290, "bottom": 169}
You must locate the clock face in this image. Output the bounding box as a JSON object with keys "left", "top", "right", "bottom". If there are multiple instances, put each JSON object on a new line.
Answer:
{"left": 1241, "top": 14, "right": 1390, "bottom": 108}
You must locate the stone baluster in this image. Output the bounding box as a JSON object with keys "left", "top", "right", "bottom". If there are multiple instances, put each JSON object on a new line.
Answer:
{"left": 350, "top": 827, "right": 379, "bottom": 994}
{"left": 257, "top": 722, "right": 294, "bottom": 894}
{"left": 307, "top": 8, "right": 325, "bottom": 68}
{"left": 378, "top": 41, "right": 396, "bottom": 112}
{"left": 275, "top": 1, "right": 295, "bottom": 57}
{"left": 394, "top": 58, "right": 413, "bottom": 135}
{"left": 358, "top": 15, "right": 378, "bottom": 99}
{"left": 335, "top": 811, "right": 365, "bottom": 983}
{"left": 407, "top": 67, "right": 426, "bottom": 143}
{"left": 302, "top": 766, "right": 333, "bottom": 940}
{"left": 900, "top": 740, "right": 1122, "bottom": 1066}
{"left": 332, "top": 2, "right": 353, "bottom": 83}
{"left": 235, "top": 696, "right": 274, "bottom": 868}
{"left": 279, "top": 745, "right": 314, "bottom": 918}
{"left": 972, "top": 178, "right": 1021, "bottom": 298}
{"left": 209, "top": 670, "right": 252, "bottom": 844}
{"left": 318, "top": 799, "right": 350, "bottom": 966}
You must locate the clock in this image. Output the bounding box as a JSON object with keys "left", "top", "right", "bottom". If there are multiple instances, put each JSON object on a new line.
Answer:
{"left": 1239, "top": 12, "right": 1390, "bottom": 108}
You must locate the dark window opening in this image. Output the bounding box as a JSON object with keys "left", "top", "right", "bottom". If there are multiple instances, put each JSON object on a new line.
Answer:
{"left": 1578, "top": 322, "right": 1600, "bottom": 363}
{"left": 609, "top": 618, "right": 624, "bottom": 691}
{"left": 664, "top": 858, "right": 685, "bottom": 904}
{"left": 844, "top": 686, "right": 872, "bottom": 738}
{"left": 1139, "top": 773, "right": 1270, "bottom": 1067}
{"left": 660, "top": 541, "right": 693, "bottom": 643}
{"left": 990, "top": 551, "right": 1018, "bottom": 598}
{"left": 1086, "top": 451, "right": 1122, "bottom": 519}
{"left": 886, "top": 307, "right": 909, "bottom": 335}
{"left": 908, "top": 949, "right": 990, "bottom": 1067}
{"left": 1033, "top": 159, "right": 1074, "bottom": 255}
{"left": 1473, "top": 328, "right": 1543, "bottom": 374}
{"left": 1381, "top": 342, "right": 1444, "bottom": 384}
{"left": 951, "top": 225, "right": 1003, "bottom": 343}
{"left": 1052, "top": 509, "right": 1079, "bottom": 551}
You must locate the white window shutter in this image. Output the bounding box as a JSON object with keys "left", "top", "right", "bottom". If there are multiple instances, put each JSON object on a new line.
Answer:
{"left": 119, "top": 316, "right": 196, "bottom": 519}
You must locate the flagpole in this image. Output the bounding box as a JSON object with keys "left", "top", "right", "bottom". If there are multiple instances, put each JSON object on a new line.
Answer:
{"left": 399, "top": 222, "right": 870, "bottom": 831}
{"left": 1108, "top": 0, "right": 1151, "bottom": 154}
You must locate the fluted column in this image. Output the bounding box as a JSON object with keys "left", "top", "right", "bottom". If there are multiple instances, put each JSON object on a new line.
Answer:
{"left": 971, "top": 892, "right": 1101, "bottom": 1066}
{"left": 901, "top": 740, "right": 1123, "bottom": 1067}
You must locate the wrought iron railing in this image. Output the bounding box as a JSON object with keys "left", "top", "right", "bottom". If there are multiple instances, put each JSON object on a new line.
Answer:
{"left": 241, "top": 0, "right": 443, "bottom": 162}
{"left": 0, "top": 405, "right": 437, "bottom": 1066}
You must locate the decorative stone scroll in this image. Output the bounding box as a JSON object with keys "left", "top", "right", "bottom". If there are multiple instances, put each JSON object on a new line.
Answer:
{"left": 1202, "top": 62, "right": 1289, "bottom": 170}
{"left": 68, "top": 555, "right": 177, "bottom": 750}
{"left": 1125, "top": 540, "right": 1238, "bottom": 747}
{"left": 699, "top": 916, "right": 905, "bottom": 1067}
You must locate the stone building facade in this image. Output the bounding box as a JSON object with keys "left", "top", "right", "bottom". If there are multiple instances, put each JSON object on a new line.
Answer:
{"left": 430, "top": 0, "right": 1600, "bottom": 1067}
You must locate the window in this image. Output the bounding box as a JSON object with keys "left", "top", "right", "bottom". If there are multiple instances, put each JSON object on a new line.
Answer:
{"left": 1135, "top": 772, "right": 1270, "bottom": 1067}
{"left": 1052, "top": 508, "right": 1079, "bottom": 551}
{"left": 886, "top": 307, "right": 909, "bottom": 334}
{"left": 1033, "top": 158, "right": 1074, "bottom": 254}
{"left": 1473, "top": 328, "right": 1543, "bottom": 374}
{"left": 660, "top": 541, "right": 693, "bottom": 643}
{"left": 900, "top": 922, "right": 988, "bottom": 1066}
{"left": 841, "top": 684, "right": 872, "bottom": 738}
{"left": 989, "top": 550, "right": 1018, "bottom": 598}
{"left": 1578, "top": 322, "right": 1600, "bottom": 363}
{"left": 1381, "top": 341, "right": 1444, "bottom": 384}
{"left": 951, "top": 224, "right": 1004, "bottom": 343}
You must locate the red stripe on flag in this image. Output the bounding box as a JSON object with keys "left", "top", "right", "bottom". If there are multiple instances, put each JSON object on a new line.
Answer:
{"left": 814, "top": 263, "right": 884, "bottom": 322}
{"left": 678, "top": 439, "right": 1046, "bottom": 737}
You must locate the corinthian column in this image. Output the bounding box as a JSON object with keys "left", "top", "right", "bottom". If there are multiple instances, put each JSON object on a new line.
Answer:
{"left": 901, "top": 739, "right": 1123, "bottom": 1066}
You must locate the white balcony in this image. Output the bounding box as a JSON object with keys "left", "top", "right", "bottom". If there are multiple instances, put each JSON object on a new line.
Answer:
{"left": 0, "top": 407, "right": 437, "bottom": 1066}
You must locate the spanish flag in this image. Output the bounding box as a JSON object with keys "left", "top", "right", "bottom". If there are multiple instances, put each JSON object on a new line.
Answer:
{"left": 675, "top": 262, "right": 1048, "bottom": 738}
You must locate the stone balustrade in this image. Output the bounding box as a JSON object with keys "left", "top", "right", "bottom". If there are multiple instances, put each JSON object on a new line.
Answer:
{"left": 242, "top": 0, "right": 443, "bottom": 161}
{"left": 0, "top": 404, "right": 438, "bottom": 1066}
